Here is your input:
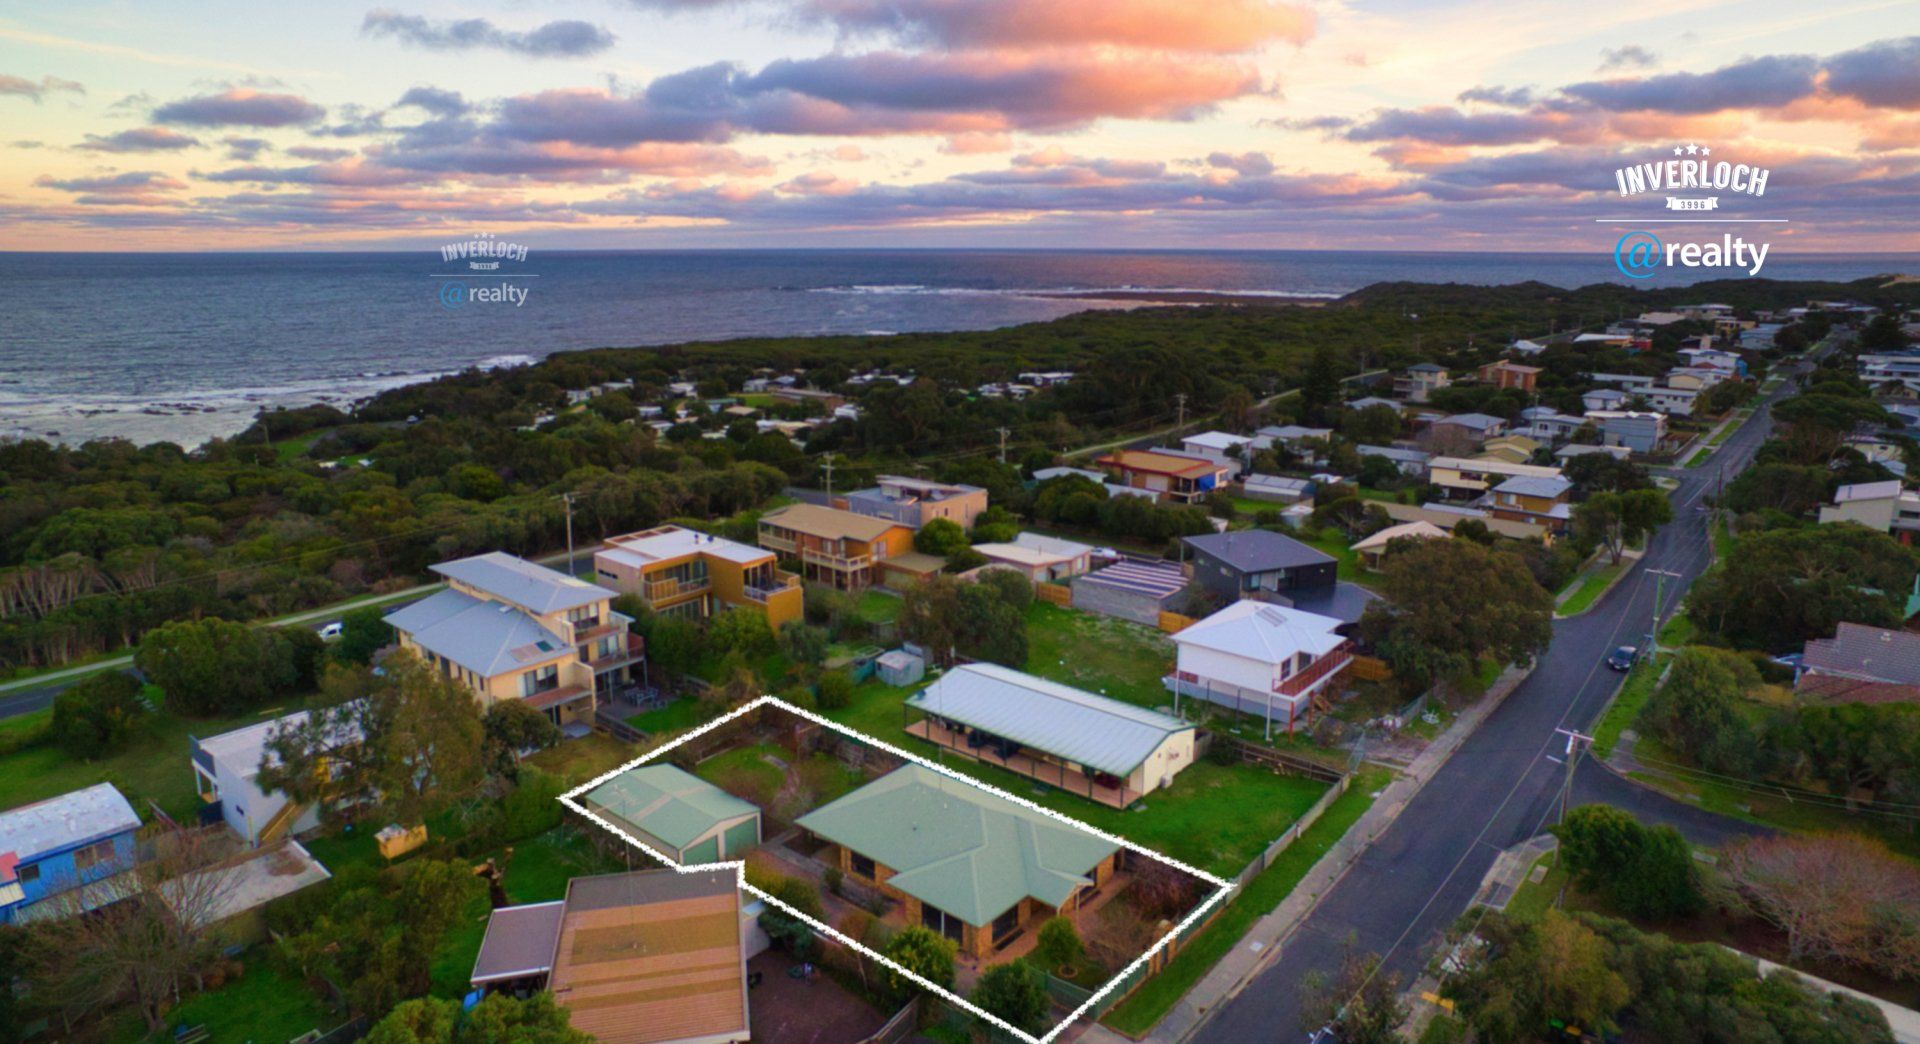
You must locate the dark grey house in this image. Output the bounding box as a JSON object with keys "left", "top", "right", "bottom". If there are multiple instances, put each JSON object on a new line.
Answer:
{"left": 1181, "top": 530, "right": 1377, "bottom": 625}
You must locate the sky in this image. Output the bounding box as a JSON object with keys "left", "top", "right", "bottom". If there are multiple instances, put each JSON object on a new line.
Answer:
{"left": 1, "top": 0, "right": 1917, "bottom": 251}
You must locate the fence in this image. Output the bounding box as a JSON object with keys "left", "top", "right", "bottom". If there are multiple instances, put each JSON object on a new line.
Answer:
{"left": 1216, "top": 735, "right": 1348, "bottom": 783}
{"left": 1348, "top": 654, "right": 1392, "bottom": 683}
{"left": 1036, "top": 581, "right": 1073, "bottom": 607}
{"left": 858, "top": 997, "right": 922, "bottom": 1044}
{"left": 1231, "top": 771, "right": 1354, "bottom": 889}
{"left": 1156, "top": 610, "right": 1197, "bottom": 633}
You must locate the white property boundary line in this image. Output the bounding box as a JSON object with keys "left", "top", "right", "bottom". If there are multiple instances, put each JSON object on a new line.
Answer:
{"left": 558, "top": 695, "right": 1235, "bottom": 1044}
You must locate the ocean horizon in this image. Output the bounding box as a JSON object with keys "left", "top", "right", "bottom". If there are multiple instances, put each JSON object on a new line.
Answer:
{"left": 4, "top": 247, "right": 1916, "bottom": 447}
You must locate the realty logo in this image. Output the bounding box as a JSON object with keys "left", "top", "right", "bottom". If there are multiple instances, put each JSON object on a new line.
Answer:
{"left": 433, "top": 230, "right": 534, "bottom": 309}
{"left": 1606, "top": 144, "right": 1776, "bottom": 279}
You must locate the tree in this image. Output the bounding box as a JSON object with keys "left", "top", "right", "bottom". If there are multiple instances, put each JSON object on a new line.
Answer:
{"left": 898, "top": 573, "right": 1028, "bottom": 668}
{"left": 1441, "top": 909, "right": 1629, "bottom": 1043}
{"left": 1573, "top": 488, "right": 1671, "bottom": 564}
{"left": 778, "top": 622, "right": 829, "bottom": 668}
{"left": 333, "top": 605, "right": 394, "bottom": 665}
{"left": 970, "top": 959, "right": 1050, "bottom": 1033}
{"left": 814, "top": 668, "right": 854, "bottom": 710}
{"left": 259, "top": 655, "right": 486, "bottom": 828}
{"left": 1035, "top": 916, "right": 1085, "bottom": 972}
{"left": 707, "top": 606, "right": 775, "bottom": 658}
{"left": 914, "top": 517, "right": 970, "bottom": 557}
{"left": 1300, "top": 344, "right": 1343, "bottom": 418}
{"left": 1561, "top": 453, "right": 1651, "bottom": 495}
{"left": 881, "top": 924, "right": 957, "bottom": 996}
{"left": 645, "top": 615, "right": 703, "bottom": 678}
{"left": 1637, "top": 647, "right": 1758, "bottom": 775}
{"left": 1719, "top": 833, "right": 1920, "bottom": 979}
{"left": 48, "top": 671, "right": 148, "bottom": 758}
{"left": 134, "top": 617, "right": 323, "bottom": 717}
{"left": 759, "top": 876, "right": 822, "bottom": 960}
{"left": 274, "top": 859, "right": 482, "bottom": 1017}
{"left": 1297, "top": 946, "right": 1409, "bottom": 1044}
{"left": 482, "top": 699, "right": 561, "bottom": 780}
{"left": 1551, "top": 804, "right": 1701, "bottom": 921}
{"left": 1360, "top": 538, "right": 1553, "bottom": 691}
{"left": 364, "top": 997, "right": 459, "bottom": 1044}
{"left": 1687, "top": 524, "right": 1918, "bottom": 651}
{"left": 26, "top": 824, "right": 244, "bottom": 1033}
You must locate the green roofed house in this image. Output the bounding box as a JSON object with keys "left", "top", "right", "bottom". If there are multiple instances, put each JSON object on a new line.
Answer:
{"left": 795, "top": 764, "right": 1122, "bottom": 960}
{"left": 584, "top": 765, "right": 762, "bottom": 866}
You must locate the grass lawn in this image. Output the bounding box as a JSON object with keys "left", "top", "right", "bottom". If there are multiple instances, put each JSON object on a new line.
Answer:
{"left": 627, "top": 696, "right": 712, "bottom": 736}
{"left": 1589, "top": 658, "right": 1660, "bottom": 760}
{"left": 1684, "top": 447, "right": 1713, "bottom": 468}
{"left": 126, "top": 963, "right": 337, "bottom": 1043}
{"left": 1022, "top": 601, "right": 1175, "bottom": 709}
{"left": 821, "top": 677, "right": 1328, "bottom": 876}
{"left": 0, "top": 696, "right": 322, "bottom": 823}
{"left": 856, "top": 589, "right": 902, "bottom": 624}
{"left": 1101, "top": 767, "right": 1392, "bottom": 1036}
{"left": 525, "top": 732, "right": 642, "bottom": 787}
{"left": 270, "top": 431, "right": 323, "bottom": 463}
{"left": 1556, "top": 559, "right": 1625, "bottom": 616}
{"left": 1708, "top": 411, "right": 1749, "bottom": 446}
{"left": 695, "top": 743, "right": 788, "bottom": 807}
{"left": 1293, "top": 529, "right": 1378, "bottom": 588}
{"left": 1501, "top": 850, "right": 1567, "bottom": 923}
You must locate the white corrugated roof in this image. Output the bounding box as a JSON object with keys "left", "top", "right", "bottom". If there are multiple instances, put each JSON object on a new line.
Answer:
{"left": 1171, "top": 599, "right": 1346, "bottom": 665}
{"left": 906, "top": 663, "right": 1192, "bottom": 777}
{"left": 0, "top": 783, "right": 140, "bottom": 863}
{"left": 601, "top": 525, "right": 772, "bottom": 566}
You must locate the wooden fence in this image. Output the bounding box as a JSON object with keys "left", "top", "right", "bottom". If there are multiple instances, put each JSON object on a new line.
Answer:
{"left": 1156, "top": 610, "right": 1197, "bottom": 633}
{"left": 1348, "top": 654, "right": 1392, "bottom": 683}
{"left": 1216, "top": 734, "right": 1348, "bottom": 783}
{"left": 858, "top": 998, "right": 922, "bottom": 1044}
{"left": 1036, "top": 581, "right": 1073, "bottom": 607}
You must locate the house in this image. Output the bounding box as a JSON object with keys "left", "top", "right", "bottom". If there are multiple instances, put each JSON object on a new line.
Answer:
{"left": 1071, "top": 557, "right": 1190, "bottom": 625}
{"left": 1795, "top": 623, "right": 1920, "bottom": 706}
{"left": 1673, "top": 303, "right": 1736, "bottom": 320}
{"left": 1182, "top": 529, "right": 1377, "bottom": 624}
{"left": 741, "top": 377, "right": 771, "bottom": 394}
{"left": 1487, "top": 475, "right": 1574, "bottom": 534}
{"left": 1817, "top": 480, "right": 1920, "bottom": 541}
{"left": 1573, "top": 332, "right": 1639, "bottom": 349}
{"left": 1180, "top": 431, "right": 1256, "bottom": 473}
{"left": 1254, "top": 424, "right": 1335, "bottom": 448}
{"left": 1584, "top": 410, "right": 1668, "bottom": 454}
{"left": 1857, "top": 353, "right": 1920, "bottom": 395}
{"left": 1481, "top": 434, "right": 1543, "bottom": 464}
{"left": 1355, "top": 445, "right": 1430, "bottom": 476}
{"left": 906, "top": 663, "right": 1197, "bottom": 806}
{"left": 1477, "top": 361, "right": 1541, "bottom": 392}
{"left": 596, "top": 526, "right": 803, "bottom": 630}
{"left": 1582, "top": 388, "right": 1630, "bottom": 412}
{"left": 1509, "top": 339, "right": 1550, "bottom": 357}
{"left": 1634, "top": 311, "right": 1690, "bottom": 327}
{"left": 1519, "top": 408, "right": 1585, "bottom": 443}
{"left": 1394, "top": 363, "right": 1451, "bottom": 403}
{"left": 1240, "top": 473, "right": 1315, "bottom": 503}
{"left": 1093, "top": 449, "right": 1231, "bottom": 505}
{"left": 1379, "top": 501, "right": 1552, "bottom": 543}
{"left": 0, "top": 783, "right": 140, "bottom": 924}
{"left": 1165, "top": 601, "right": 1353, "bottom": 733}
{"left": 757, "top": 503, "right": 914, "bottom": 591}
{"left": 770, "top": 386, "right": 845, "bottom": 411}
{"left": 1018, "top": 371, "right": 1075, "bottom": 387}
{"left": 970, "top": 532, "right": 1095, "bottom": 582}
{"left": 1350, "top": 521, "right": 1447, "bottom": 570}
{"left": 471, "top": 868, "right": 750, "bottom": 1043}
{"left": 1642, "top": 386, "right": 1699, "bottom": 416}
{"left": 192, "top": 710, "right": 344, "bottom": 846}
{"left": 1555, "top": 443, "right": 1632, "bottom": 463}
{"left": 583, "top": 765, "right": 761, "bottom": 866}
{"left": 1431, "top": 413, "right": 1508, "bottom": 441}
{"left": 838, "top": 476, "right": 988, "bottom": 531}
{"left": 796, "top": 764, "right": 1121, "bottom": 960}
{"left": 385, "top": 553, "right": 643, "bottom": 730}
{"left": 1589, "top": 373, "right": 1657, "bottom": 391}
{"left": 1425, "top": 456, "right": 1564, "bottom": 501}
{"left": 1678, "top": 347, "right": 1745, "bottom": 374}
{"left": 1347, "top": 396, "right": 1402, "bottom": 412}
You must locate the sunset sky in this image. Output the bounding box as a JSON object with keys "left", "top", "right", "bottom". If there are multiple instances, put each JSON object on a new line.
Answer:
{"left": 2, "top": 1, "right": 1917, "bottom": 251}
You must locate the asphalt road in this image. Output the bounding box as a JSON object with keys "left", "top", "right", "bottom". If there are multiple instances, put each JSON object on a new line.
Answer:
{"left": 1193, "top": 372, "right": 1799, "bottom": 1043}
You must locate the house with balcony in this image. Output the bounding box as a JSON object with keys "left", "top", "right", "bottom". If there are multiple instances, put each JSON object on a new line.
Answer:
{"left": 1394, "top": 363, "right": 1451, "bottom": 403}
{"left": 1356, "top": 444, "right": 1431, "bottom": 476}
{"left": 384, "top": 552, "right": 644, "bottom": 730}
{"left": 795, "top": 764, "right": 1122, "bottom": 961}
{"left": 1167, "top": 600, "right": 1353, "bottom": 734}
{"left": 1818, "top": 480, "right": 1920, "bottom": 542}
{"left": 1426, "top": 456, "right": 1565, "bottom": 501}
{"left": 756, "top": 503, "right": 914, "bottom": 591}
{"left": 837, "top": 475, "right": 988, "bottom": 531}
{"left": 1092, "top": 449, "right": 1231, "bottom": 505}
{"left": 0, "top": 783, "right": 140, "bottom": 924}
{"left": 1476, "top": 361, "right": 1541, "bottom": 392}
{"left": 1183, "top": 529, "right": 1378, "bottom": 624}
{"left": 191, "top": 709, "right": 349, "bottom": 846}
{"left": 595, "top": 525, "right": 803, "bottom": 631}
{"left": 1583, "top": 410, "right": 1668, "bottom": 454}
{"left": 1487, "top": 474, "right": 1574, "bottom": 534}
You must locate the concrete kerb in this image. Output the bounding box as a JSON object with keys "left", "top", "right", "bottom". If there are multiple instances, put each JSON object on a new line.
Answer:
{"left": 1120, "top": 663, "right": 1535, "bottom": 1044}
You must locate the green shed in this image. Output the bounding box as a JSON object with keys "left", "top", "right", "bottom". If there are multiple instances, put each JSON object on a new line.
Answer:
{"left": 584, "top": 764, "right": 762, "bottom": 866}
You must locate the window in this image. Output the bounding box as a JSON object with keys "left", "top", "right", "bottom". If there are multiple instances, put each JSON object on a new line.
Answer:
{"left": 17, "top": 863, "right": 38, "bottom": 884}
{"left": 991, "top": 907, "right": 1021, "bottom": 946}
{"left": 849, "top": 852, "right": 876, "bottom": 880}
{"left": 73, "top": 839, "right": 116, "bottom": 872}
{"left": 521, "top": 664, "right": 558, "bottom": 697}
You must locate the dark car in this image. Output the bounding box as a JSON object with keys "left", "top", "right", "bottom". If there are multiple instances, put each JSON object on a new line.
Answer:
{"left": 1606, "top": 646, "right": 1638, "bottom": 672}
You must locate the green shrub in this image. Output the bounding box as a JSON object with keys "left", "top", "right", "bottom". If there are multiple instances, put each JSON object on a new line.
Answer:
{"left": 815, "top": 669, "right": 854, "bottom": 710}
{"left": 48, "top": 672, "right": 149, "bottom": 758}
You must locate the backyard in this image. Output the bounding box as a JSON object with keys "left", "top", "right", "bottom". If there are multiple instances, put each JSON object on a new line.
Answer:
{"left": 1022, "top": 600, "right": 1177, "bottom": 709}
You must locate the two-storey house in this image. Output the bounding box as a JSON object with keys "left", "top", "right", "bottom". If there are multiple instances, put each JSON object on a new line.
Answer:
{"left": 0, "top": 783, "right": 140, "bottom": 923}
{"left": 595, "top": 525, "right": 802, "bottom": 630}
{"left": 757, "top": 503, "right": 914, "bottom": 591}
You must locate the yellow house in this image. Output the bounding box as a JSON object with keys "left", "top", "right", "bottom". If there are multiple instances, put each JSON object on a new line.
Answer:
{"left": 384, "top": 552, "right": 644, "bottom": 729}
{"left": 593, "top": 525, "right": 803, "bottom": 631}
{"left": 757, "top": 503, "right": 915, "bottom": 591}
{"left": 1425, "top": 455, "right": 1565, "bottom": 500}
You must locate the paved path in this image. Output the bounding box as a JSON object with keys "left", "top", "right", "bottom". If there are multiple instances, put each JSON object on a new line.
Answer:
{"left": 1183, "top": 363, "right": 1798, "bottom": 1043}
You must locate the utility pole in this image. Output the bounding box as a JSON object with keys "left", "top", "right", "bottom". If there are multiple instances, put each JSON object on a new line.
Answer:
{"left": 996, "top": 426, "right": 1009, "bottom": 464}
{"left": 822, "top": 454, "right": 836, "bottom": 498}
{"left": 1550, "top": 727, "right": 1594, "bottom": 824}
{"left": 1646, "top": 567, "right": 1682, "bottom": 655}
{"left": 1174, "top": 393, "right": 1187, "bottom": 431}
{"left": 562, "top": 492, "right": 576, "bottom": 577}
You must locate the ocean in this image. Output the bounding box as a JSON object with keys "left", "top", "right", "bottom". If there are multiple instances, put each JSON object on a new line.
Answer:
{"left": 2, "top": 248, "right": 1914, "bottom": 446}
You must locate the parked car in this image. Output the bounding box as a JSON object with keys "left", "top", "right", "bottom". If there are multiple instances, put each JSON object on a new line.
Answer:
{"left": 1605, "top": 645, "right": 1637, "bottom": 672}
{"left": 318, "top": 621, "right": 344, "bottom": 641}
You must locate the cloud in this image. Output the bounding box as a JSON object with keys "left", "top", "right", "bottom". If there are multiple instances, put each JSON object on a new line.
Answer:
{"left": 361, "top": 10, "right": 616, "bottom": 59}
{"left": 153, "top": 88, "right": 325, "bottom": 127}
{"left": 1206, "top": 150, "right": 1275, "bottom": 176}
{"left": 286, "top": 145, "right": 355, "bottom": 161}
{"left": 76, "top": 126, "right": 203, "bottom": 153}
{"left": 35, "top": 170, "right": 187, "bottom": 205}
{"left": 1824, "top": 36, "right": 1920, "bottom": 110}
{"left": 1561, "top": 53, "right": 1818, "bottom": 113}
{"left": 0, "top": 74, "right": 85, "bottom": 103}
{"left": 396, "top": 86, "right": 470, "bottom": 117}
{"left": 793, "top": 0, "right": 1312, "bottom": 52}
{"left": 1345, "top": 106, "right": 1587, "bottom": 146}
{"left": 1598, "top": 45, "right": 1658, "bottom": 72}
{"left": 941, "top": 131, "right": 1011, "bottom": 154}
{"left": 222, "top": 136, "right": 272, "bottom": 160}
{"left": 1457, "top": 85, "right": 1535, "bottom": 108}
